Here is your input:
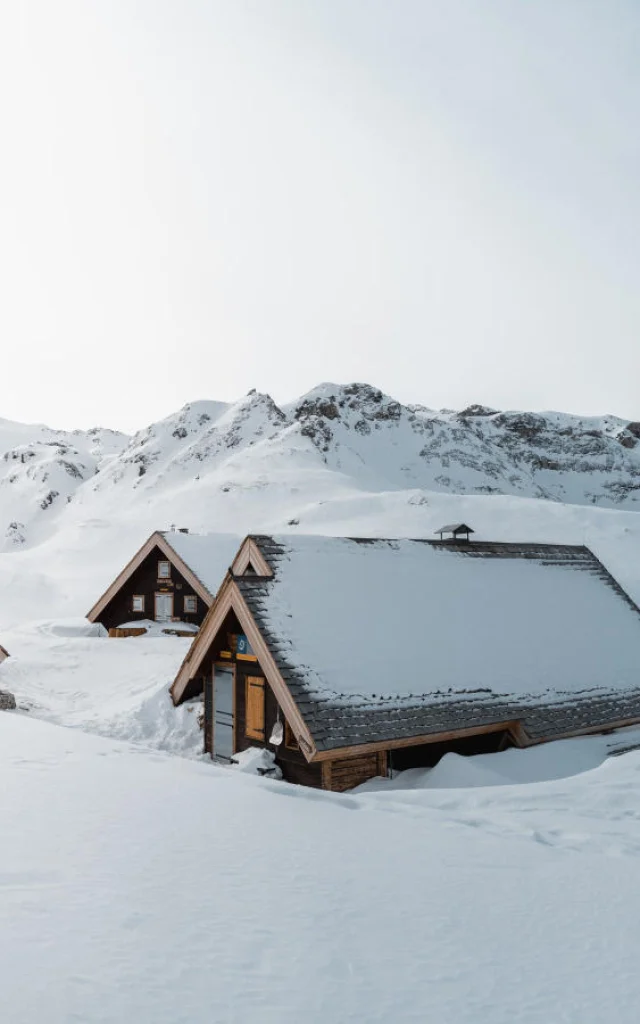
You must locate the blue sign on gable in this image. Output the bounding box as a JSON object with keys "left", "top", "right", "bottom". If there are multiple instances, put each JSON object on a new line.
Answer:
{"left": 237, "top": 634, "right": 254, "bottom": 656}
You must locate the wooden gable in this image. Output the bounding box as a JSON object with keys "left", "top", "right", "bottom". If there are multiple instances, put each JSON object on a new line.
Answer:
{"left": 86, "top": 532, "right": 212, "bottom": 630}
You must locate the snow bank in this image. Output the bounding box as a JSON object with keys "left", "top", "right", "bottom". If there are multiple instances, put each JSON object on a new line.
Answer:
{"left": 115, "top": 618, "right": 199, "bottom": 635}
{"left": 358, "top": 735, "right": 618, "bottom": 792}
{"left": 4, "top": 714, "right": 640, "bottom": 1023}
{"left": 230, "top": 746, "right": 283, "bottom": 778}
{"left": 0, "top": 620, "right": 201, "bottom": 756}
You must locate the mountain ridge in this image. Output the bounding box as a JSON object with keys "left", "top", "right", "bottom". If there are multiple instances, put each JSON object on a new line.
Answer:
{"left": 1, "top": 381, "right": 640, "bottom": 553}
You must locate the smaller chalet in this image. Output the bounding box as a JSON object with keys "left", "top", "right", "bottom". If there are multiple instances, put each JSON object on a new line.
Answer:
{"left": 86, "top": 530, "right": 242, "bottom": 634}
{"left": 171, "top": 534, "right": 640, "bottom": 792}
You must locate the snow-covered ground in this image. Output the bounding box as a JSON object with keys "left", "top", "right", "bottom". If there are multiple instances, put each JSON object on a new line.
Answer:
{"left": 4, "top": 388, "right": 640, "bottom": 1021}
{"left": 0, "top": 619, "right": 200, "bottom": 756}
{"left": 3, "top": 712, "right": 640, "bottom": 1023}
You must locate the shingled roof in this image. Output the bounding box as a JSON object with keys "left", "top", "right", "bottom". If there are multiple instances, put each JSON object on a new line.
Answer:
{"left": 228, "top": 535, "right": 640, "bottom": 752}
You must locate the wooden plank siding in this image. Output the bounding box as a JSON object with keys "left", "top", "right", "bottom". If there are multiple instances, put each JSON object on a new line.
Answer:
{"left": 97, "top": 545, "right": 208, "bottom": 631}
{"left": 322, "top": 752, "right": 387, "bottom": 793}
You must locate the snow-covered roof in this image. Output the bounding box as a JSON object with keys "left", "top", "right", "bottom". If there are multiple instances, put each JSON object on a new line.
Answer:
{"left": 160, "top": 531, "right": 242, "bottom": 598}
{"left": 232, "top": 535, "right": 640, "bottom": 750}
{"left": 435, "top": 522, "right": 474, "bottom": 535}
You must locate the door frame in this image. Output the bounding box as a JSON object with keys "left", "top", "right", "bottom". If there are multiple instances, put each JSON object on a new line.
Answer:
{"left": 212, "top": 662, "right": 237, "bottom": 760}
{"left": 154, "top": 591, "right": 174, "bottom": 622}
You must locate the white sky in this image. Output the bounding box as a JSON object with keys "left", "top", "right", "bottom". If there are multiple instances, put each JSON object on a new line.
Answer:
{"left": 1, "top": 0, "right": 638, "bottom": 432}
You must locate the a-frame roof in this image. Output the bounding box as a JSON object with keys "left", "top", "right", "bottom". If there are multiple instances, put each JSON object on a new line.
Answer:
{"left": 435, "top": 522, "right": 475, "bottom": 536}
{"left": 0, "top": 644, "right": 9, "bottom": 663}
{"left": 172, "top": 534, "right": 640, "bottom": 759}
{"left": 86, "top": 530, "right": 242, "bottom": 623}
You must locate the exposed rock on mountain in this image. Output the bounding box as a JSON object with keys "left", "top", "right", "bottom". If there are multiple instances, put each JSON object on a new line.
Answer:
{"left": 0, "top": 384, "right": 639, "bottom": 550}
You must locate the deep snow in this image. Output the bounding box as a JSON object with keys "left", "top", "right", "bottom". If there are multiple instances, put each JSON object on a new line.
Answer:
{"left": 3, "top": 713, "right": 640, "bottom": 1023}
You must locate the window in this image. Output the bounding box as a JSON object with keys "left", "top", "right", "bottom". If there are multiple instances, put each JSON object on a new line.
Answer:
{"left": 158, "top": 560, "right": 171, "bottom": 579}
{"left": 132, "top": 595, "right": 145, "bottom": 613}
{"left": 184, "top": 595, "right": 197, "bottom": 614}
{"left": 245, "top": 676, "right": 265, "bottom": 740}
{"left": 285, "top": 720, "right": 299, "bottom": 751}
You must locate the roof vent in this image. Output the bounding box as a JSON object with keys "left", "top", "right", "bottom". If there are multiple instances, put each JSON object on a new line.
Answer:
{"left": 435, "top": 523, "right": 475, "bottom": 542}
{"left": 178, "top": 527, "right": 189, "bottom": 534}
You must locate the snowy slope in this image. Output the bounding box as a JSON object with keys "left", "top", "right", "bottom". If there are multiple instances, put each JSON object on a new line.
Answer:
{"left": 0, "top": 619, "right": 198, "bottom": 754}
{"left": 4, "top": 712, "right": 640, "bottom": 1023}
{"left": 0, "top": 382, "right": 639, "bottom": 621}
{"left": 2, "top": 384, "right": 640, "bottom": 558}
{"left": 0, "top": 416, "right": 126, "bottom": 548}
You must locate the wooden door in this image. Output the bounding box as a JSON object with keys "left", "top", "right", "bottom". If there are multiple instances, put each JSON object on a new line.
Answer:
{"left": 154, "top": 592, "right": 173, "bottom": 622}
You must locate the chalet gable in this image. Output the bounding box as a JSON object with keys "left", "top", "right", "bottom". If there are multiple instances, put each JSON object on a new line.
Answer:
{"left": 86, "top": 531, "right": 248, "bottom": 630}
{"left": 230, "top": 536, "right": 274, "bottom": 579}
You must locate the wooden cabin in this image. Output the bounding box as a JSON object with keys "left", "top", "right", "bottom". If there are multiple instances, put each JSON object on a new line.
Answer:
{"left": 171, "top": 533, "right": 640, "bottom": 791}
{"left": 86, "top": 530, "right": 241, "bottom": 634}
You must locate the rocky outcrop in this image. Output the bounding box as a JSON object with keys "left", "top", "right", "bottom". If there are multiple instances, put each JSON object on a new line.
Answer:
{"left": 0, "top": 690, "right": 16, "bottom": 711}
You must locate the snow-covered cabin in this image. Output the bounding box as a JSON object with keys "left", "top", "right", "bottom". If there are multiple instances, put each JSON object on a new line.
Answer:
{"left": 86, "top": 530, "right": 242, "bottom": 634}
{"left": 171, "top": 534, "right": 640, "bottom": 790}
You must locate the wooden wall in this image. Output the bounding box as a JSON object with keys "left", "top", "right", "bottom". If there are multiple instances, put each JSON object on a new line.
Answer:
{"left": 97, "top": 545, "right": 209, "bottom": 631}
{"left": 322, "top": 752, "right": 387, "bottom": 793}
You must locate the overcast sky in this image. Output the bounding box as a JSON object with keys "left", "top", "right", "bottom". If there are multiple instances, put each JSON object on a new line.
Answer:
{"left": 1, "top": 1, "right": 638, "bottom": 431}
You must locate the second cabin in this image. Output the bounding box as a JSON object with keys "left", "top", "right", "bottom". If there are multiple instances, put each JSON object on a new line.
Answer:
{"left": 171, "top": 532, "right": 640, "bottom": 792}
{"left": 86, "top": 530, "right": 241, "bottom": 635}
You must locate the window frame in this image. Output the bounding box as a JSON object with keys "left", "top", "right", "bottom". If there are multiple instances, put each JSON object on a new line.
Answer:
{"left": 157, "top": 560, "right": 171, "bottom": 580}
{"left": 183, "top": 594, "right": 197, "bottom": 614}
{"left": 132, "top": 594, "right": 145, "bottom": 613}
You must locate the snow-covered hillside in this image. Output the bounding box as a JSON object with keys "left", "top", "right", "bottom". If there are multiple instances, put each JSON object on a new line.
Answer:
{"left": 2, "top": 383, "right": 640, "bottom": 625}
{"left": 3, "top": 384, "right": 640, "bottom": 553}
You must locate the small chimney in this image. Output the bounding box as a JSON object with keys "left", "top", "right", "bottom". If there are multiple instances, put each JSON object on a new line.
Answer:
{"left": 178, "top": 527, "right": 189, "bottom": 534}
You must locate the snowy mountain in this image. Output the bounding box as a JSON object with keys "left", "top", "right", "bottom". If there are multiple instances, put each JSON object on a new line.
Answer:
{"left": 2, "top": 383, "right": 640, "bottom": 550}
{"left": 0, "top": 417, "right": 126, "bottom": 548}
{"left": 2, "top": 382, "right": 640, "bottom": 625}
